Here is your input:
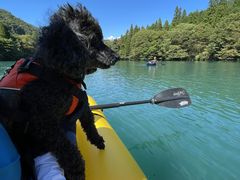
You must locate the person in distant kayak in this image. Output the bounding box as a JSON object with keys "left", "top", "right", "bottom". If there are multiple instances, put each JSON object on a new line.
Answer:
{"left": 152, "top": 56, "right": 157, "bottom": 63}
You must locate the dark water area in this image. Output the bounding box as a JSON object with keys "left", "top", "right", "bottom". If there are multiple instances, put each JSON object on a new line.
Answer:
{"left": 1, "top": 61, "right": 240, "bottom": 180}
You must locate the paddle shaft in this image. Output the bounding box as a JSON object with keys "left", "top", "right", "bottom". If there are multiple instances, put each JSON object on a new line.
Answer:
{"left": 90, "top": 96, "right": 189, "bottom": 110}
{"left": 90, "top": 99, "right": 150, "bottom": 110}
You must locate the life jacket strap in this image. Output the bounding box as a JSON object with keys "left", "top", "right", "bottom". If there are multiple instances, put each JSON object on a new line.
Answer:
{"left": 17, "top": 58, "right": 33, "bottom": 73}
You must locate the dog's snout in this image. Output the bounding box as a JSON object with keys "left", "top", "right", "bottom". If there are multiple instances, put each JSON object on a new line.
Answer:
{"left": 111, "top": 53, "right": 120, "bottom": 64}
{"left": 115, "top": 54, "right": 120, "bottom": 61}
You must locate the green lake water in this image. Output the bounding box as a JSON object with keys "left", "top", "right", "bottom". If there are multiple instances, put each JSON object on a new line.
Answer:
{"left": 1, "top": 61, "right": 240, "bottom": 180}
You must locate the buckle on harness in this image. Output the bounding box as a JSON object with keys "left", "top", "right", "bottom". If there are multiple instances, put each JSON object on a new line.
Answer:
{"left": 18, "top": 59, "right": 32, "bottom": 73}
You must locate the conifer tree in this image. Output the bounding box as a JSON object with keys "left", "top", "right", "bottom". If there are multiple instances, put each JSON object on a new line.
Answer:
{"left": 172, "top": 6, "right": 182, "bottom": 26}
{"left": 133, "top": 25, "right": 140, "bottom": 34}
{"left": 163, "top": 20, "right": 170, "bottom": 30}
{"left": 157, "top": 18, "right": 163, "bottom": 30}
{"left": 182, "top": 9, "right": 187, "bottom": 19}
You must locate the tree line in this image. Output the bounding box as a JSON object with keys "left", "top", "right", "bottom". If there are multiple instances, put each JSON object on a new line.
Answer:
{"left": 105, "top": 0, "right": 240, "bottom": 61}
{"left": 1, "top": 1, "right": 240, "bottom": 61}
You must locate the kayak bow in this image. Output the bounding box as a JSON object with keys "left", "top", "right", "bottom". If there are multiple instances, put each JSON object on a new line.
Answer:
{"left": 76, "top": 96, "right": 147, "bottom": 180}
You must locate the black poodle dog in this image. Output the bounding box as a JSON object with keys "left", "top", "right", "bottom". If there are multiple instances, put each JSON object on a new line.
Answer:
{"left": 0, "top": 3, "right": 119, "bottom": 180}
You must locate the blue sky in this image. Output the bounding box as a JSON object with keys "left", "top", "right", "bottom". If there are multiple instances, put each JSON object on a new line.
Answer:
{"left": 0, "top": 0, "right": 209, "bottom": 39}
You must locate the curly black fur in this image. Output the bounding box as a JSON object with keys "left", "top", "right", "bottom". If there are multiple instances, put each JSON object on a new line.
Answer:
{"left": 35, "top": 3, "right": 119, "bottom": 78}
{"left": 0, "top": 3, "right": 118, "bottom": 180}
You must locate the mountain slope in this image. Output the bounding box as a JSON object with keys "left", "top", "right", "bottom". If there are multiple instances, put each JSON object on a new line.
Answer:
{"left": 0, "top": 9, "right": 37, "bottom": 35}
{"left": 0, "top": 9, "right": 38, "bottom": 61}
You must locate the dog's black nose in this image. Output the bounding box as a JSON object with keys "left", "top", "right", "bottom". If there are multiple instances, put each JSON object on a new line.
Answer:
{"left": 111, "top": 54, "right": 120, "bottom": 64}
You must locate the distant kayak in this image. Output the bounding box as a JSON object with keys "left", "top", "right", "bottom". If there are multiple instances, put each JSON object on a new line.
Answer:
{"left": 146, "top": 60, "right": 157, "bottom": 66}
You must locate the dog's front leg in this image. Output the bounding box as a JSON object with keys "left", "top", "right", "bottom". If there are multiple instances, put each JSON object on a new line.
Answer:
{"left": 79, "top": 105, "right": 105, "bottom": 149}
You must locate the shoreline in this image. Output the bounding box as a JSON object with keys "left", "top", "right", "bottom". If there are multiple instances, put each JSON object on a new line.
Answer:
{"left": 1, "top": 59, "right": 240, "bottom": 62}
{"left": 119, "top": 59, "right": 240, "bottom": 62}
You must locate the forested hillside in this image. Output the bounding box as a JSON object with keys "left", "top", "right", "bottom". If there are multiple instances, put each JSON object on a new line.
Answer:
{"left": 0, "top": 9, "right": 38, "bottom": 61}
{"left": 106, "top": 0, "right": 240, "bottom": 61}
{"left": 1, "top": 0, "right": 240, "bottom": 61}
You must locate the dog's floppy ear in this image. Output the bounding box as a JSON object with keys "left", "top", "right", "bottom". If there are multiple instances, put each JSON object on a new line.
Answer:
{"left": 34, "top": 17, "right": 89, "bottom": 80}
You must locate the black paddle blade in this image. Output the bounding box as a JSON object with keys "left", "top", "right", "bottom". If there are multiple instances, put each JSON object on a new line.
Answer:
{"left": 152, "top": 88, "right": 191, "bottom": 108}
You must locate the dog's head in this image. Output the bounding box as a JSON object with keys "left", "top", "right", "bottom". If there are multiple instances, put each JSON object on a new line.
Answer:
{"left": 34, "top": 3, "right": 119, "bottom": 82}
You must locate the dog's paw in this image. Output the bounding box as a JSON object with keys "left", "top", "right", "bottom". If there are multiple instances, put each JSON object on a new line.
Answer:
{"left": 97, "top": 141, "right": 105, "bottom": 150}
{"left": 94, "top": 135, "right": 105, "bottom": 150}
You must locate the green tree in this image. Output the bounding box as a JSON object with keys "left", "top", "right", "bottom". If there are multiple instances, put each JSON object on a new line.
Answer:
{"left": 133, "top": 25, "right": 140, "bottom": 34}
{"left": 156, "top": 18, "right": 163, "bottom": 30}
{"left": 0, "top": 37, "right": 19, "bottom": 60}
{"left": 163, "top": 20, "right": 170, "bottom": 30}
{"left": 181, "top": 9, "right": 187, "bottom": 22}
{"left": 0, "top": 23, "right": 10, "bottom": 38}
{"left": 172, "top": 6, "right": 182, "bottom": 26}
{"left": 130, "top": 30, "right": 163, "bottom": 60}
{"left": 214, "top": 13, "right": 240, "bottom": 60}
{"left": 182, "top": 9, "right": 187, "bottom": 17}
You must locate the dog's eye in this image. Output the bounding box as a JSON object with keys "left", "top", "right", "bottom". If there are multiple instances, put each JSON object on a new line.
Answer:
{"left": 81, "top": 38, "right": 90, "bottom": 49}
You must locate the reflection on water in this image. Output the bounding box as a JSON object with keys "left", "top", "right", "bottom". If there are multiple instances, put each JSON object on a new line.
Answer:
{"left": 1, "top": 61, "right": 240, "bottom": 180}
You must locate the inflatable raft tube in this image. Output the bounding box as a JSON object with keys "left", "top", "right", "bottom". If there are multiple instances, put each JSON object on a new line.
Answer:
{"left": 76, "top": 96, "right": 147, "bottom": 180}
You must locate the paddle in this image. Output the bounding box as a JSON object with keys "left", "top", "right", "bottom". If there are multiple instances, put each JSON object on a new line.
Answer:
{"left": 90, "top": 88, "right": 191, "bottom": 110}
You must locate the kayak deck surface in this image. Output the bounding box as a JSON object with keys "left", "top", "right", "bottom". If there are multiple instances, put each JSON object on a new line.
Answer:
{"left": 76, "top": 96, "right": 147, "bottom": 180}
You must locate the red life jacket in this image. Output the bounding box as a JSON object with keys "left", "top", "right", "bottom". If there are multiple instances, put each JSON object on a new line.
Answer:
{"left": 0, "top": 58, "right": 81, "bottom": 115}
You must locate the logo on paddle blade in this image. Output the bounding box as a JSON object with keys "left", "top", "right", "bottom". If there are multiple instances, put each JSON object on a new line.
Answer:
{"left": 173, "top": 90, "right": 185, "bottom": 96}
{"left": 179, "top": 101, "right": 189, "bottom": 106}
